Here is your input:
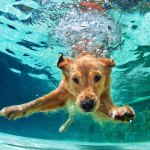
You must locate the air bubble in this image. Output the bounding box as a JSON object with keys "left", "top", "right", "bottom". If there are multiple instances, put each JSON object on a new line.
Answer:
{"left": 54, "top": 9, "right": 120, "bottom": 58}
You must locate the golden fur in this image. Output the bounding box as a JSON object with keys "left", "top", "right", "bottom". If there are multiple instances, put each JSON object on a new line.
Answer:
{"left": 0, "top": 52, "right": 135, "bottom": 132}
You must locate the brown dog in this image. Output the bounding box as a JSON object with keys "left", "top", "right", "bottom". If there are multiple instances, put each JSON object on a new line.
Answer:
{"left": 0, "top": 52, "right": 135, "bottom": 132}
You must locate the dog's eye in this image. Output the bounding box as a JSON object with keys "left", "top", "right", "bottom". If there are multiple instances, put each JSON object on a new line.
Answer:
{"left": 94, "top": 75, "right": 101, "bottom": 82}
{"left": 73, "top": 77, "right": 79, "bottom": 84}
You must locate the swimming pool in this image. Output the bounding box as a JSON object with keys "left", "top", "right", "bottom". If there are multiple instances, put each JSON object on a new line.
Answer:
{"left": 0, "top": 132, "right": 150, "bottom": 150}
{"left": 0, "top": 0, "right": 150, "bottom": 149}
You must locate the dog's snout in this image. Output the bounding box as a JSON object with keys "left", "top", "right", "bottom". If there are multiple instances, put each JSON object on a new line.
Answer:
{"left": 80, "top": 99, "right": 95, "bottom": 112}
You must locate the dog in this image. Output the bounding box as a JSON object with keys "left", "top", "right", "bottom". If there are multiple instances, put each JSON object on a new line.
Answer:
{"left": 0, "top": 51, "right": 135, "bottom": 132}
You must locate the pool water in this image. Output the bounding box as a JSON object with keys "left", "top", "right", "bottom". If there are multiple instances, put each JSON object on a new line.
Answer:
{"left": 0, "top": 0, "right": 150, "bottom": 149}
{"left": 0, "top": 132, "right": 150, "bottom": 150}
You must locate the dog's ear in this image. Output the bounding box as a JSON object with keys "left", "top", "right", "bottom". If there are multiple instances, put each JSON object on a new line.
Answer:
{"left": 57, "top": 54, "right": 72, "bottom": 71}
{"left": 99, "top": 58, "right": 115, "bottom": 68}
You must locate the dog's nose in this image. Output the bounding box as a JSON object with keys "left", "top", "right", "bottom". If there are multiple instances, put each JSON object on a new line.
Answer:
{"left": 80, "top": 99, "right": 95, "bottom": 112}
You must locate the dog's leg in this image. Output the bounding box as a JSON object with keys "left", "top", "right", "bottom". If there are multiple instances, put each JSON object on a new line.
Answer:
{"left": 98, "top": 77, "right": 135, "bottom": 122}
{"left": 59, "top": 112, "right": 75, "bottom": 133}
{"left": 0, "top": 85, "right": 69, "bottom": 120}
{"left": 98, "top": 97, "right": 135, "bottom": 122}
{"left": 59, "top": 104, "right": 75, "bottom": 133}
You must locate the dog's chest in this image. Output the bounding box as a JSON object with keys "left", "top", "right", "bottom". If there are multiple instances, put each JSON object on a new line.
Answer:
{"left": 66, "top": 99, "right": 79, "bottom": 114}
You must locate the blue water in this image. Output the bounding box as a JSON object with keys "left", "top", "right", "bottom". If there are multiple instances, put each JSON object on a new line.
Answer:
{"left": 0, "top": 132, "right": 150, "bottom": 150}
{"left": 0, "top": 0, "right": 150, "bottom": 149}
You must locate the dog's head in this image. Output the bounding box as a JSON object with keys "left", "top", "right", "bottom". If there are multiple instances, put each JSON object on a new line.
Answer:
{"left": 57, "top": 54, "right": 115, "bottom": 113}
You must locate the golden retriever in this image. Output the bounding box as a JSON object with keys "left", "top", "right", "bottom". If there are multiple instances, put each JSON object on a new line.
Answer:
{"left": 0, "top": 52, "right": 135, "bottom": 132}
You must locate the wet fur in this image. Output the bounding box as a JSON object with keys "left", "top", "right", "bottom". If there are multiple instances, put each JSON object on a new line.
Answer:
{"left": 0, "top": 52, "right": 135, "bottom": 132}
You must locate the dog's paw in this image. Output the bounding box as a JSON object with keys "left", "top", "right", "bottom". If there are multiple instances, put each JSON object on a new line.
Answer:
{"left": 59, "top": 125, "right": 67, "bottom": 133}
{"left": 59, "top": 119, "right": 72, "bottom": 133}
{"left": 0, "top": 105, "right": 26, "bottom": 120}
{"left": 109, "top": 106, "right": 135, "bottom": 122}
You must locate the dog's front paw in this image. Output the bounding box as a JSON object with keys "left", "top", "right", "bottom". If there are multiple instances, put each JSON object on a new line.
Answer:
{"left": 109, "top": 106, "right": 135, "bottom": 122}
{"left": 0, "top": 105, "right": 26, "bottom": 120}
